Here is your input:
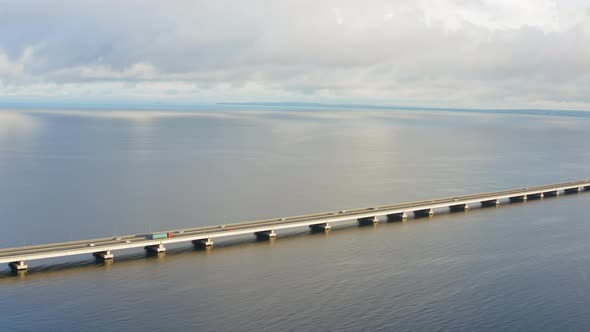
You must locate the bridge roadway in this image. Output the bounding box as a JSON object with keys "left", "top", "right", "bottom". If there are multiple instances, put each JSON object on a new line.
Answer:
{"left": 2, "top": 179, "right": 590, "bottom": 271}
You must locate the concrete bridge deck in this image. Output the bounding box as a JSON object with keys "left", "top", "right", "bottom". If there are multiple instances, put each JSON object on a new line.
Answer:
{"left": 2, "top": 179, "right": 589, "bottom": 271}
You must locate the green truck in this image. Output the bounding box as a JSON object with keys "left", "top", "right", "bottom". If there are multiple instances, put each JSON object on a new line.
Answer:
{"left": 149, "top": 233, "right": 168, "bottom": 240}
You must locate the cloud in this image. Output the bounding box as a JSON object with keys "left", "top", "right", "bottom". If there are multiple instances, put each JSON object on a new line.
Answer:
{"left": 0, "top": 0, "right": 590, "bottom": 109}
{"left": 0, "top": 46, "right": 35, "bottom": 80}
{"left": 69, "top": 62, "right": 159, "bottom": 81}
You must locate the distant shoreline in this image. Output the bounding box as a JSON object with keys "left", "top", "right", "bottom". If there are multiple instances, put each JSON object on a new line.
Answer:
{"left": 1, "top": 101, "right": 588, "bottom": 118}
{"left": 219, "top": 102, "right": 590, "bottom": 118}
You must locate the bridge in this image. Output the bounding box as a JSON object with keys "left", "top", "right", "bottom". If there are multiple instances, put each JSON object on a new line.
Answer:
{"left": 2, "top": 179, "right": 590, "bottom": 272}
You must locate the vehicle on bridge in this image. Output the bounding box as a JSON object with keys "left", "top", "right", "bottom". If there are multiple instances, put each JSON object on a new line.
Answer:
{"left": 149, "top": 233, "right": 174, "bottom": 240}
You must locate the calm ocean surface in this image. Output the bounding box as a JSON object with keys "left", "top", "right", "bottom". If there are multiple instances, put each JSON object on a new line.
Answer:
{"left": 0, "top": 108, "right": 589, "bottom": 331}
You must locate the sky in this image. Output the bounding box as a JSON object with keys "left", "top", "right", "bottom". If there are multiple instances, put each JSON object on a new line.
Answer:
{"left": 1, "top": 0, "right": 590, "bottom": 110}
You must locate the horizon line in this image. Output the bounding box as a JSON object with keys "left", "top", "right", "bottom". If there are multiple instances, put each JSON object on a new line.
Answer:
{"left": 1, "top": 100, "right": 589, "bottom": 118}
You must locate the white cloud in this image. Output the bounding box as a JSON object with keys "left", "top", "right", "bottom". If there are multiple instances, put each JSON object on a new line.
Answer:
{"left": 0, "top": 46, "right": 35, "bottom": 80}
{"left": 419, "top": 0, "right": 562, "bottom": 31}
{"left": 0, "top": 1, "right": 590, "bottom": 109}
{"left": 75, "top": 62, "right": 159, "bottom": 80}
{"left": 332, "top": 7, "right": 344, "bottom": 25}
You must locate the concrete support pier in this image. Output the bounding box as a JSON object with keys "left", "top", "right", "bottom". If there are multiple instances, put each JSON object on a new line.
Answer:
{"left": 564, "top": 187, "right": 582, "bottom": 194}
{"left": 387, "top": 212, "right": 407, "bottom": 222}
{"left": 414, "top": 208, "right": 434, "bottom": 218}
{"left": 450, "top": 204, "right": 469, "bottom": 212}
{"left": 9, "top": 261, "right": 27, "bottom": 271}
{"left": 255, "top": 230, "right": 276, "bottom": 240}
{"left": 358, "top": 216, "right": 379, "bottom": 225}
{"left": 509, "top": 195, "right": 527, "bottom": 203}
{"left": 309, "top": 223, "right": 331, "bottom": 232}
{"left": 93, "top": 250, "right": 114, "bottom": 261}
{"left": 145, "top": 243, "right": 166, "bottom": 254}
{"left": 527, "top": 192, "right": 544, "bottom": 200}
{"left": 193, "top": 238, "right": 214, "bottom": 247}
{"left": 481, "top": 199, "right": 500, "bottom": 207}
{"left": 543, "top": 190, "right": 559, "bottom": 197}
